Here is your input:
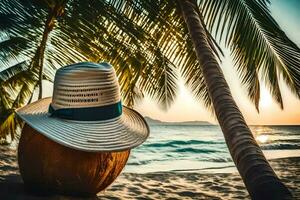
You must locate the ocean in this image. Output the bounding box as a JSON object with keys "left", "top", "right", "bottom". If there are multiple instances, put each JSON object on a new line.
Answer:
{"left": 124, "top": 125, "right": 300, "bottom": 173}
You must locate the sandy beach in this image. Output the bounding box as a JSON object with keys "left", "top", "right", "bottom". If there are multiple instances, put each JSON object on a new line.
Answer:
{"left": 1, "top": 0, "right": 300, "bottom": 199}
{"left": 0, "top": 146, "right": 299, "bottom": 200}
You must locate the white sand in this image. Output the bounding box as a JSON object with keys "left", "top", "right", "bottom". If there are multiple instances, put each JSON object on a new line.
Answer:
{"left": 97, "top": 157, "right": 299, "bottom": 199}
{"left": 0, "top": 146, "right": 299, "bottom": 199}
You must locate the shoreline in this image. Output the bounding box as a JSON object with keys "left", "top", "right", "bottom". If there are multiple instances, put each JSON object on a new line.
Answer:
{"left": 0, "top": 146, "right": 299, "bottom": 199}
{"left": 123, "top": 149, "right": 300, "bottom": 174}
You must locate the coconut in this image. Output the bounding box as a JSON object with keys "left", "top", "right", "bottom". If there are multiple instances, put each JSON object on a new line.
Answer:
{"left": 18, "top": 124, "right": 130, "bottom": 196}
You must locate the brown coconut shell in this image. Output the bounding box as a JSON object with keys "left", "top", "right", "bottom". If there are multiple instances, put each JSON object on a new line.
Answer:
{"left": 18, "top": 124, "right": 130, "bottom": 196}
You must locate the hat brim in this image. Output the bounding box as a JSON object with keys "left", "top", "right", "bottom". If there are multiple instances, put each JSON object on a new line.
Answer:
{"left": 16, "top": 97, "right": 149, "bottom": 152}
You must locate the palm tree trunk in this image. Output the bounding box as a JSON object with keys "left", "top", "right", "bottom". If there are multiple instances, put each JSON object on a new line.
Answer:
{"left": 35, "top": 2, "right": 66, "bottom": 100}
{"left": 178, "top": 0, "right": 292, "bottom": 199}
{"left": 36, "top": 10, "right": 56, "bottom": 100}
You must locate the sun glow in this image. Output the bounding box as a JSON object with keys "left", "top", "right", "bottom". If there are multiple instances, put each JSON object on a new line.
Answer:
{"left": 259, "top": 88, "right": 273, "bottom": 109}
{"left": 256, "top": 135, "right": 269, "bottom": 143}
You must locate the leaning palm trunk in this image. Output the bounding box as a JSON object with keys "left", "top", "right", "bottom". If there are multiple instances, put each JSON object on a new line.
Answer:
{"left": 36, "top": 11, "right": 56, "bottom": 100}
{"left": 178, "top": 0, "right": 292, "bottom": 199}
{"left": 37, "top": 3, "right": 66, "bottom": 99}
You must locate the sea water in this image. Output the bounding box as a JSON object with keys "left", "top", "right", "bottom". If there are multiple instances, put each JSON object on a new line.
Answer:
{"left": 124, "top": 125, "right": 300, "bottom": 173}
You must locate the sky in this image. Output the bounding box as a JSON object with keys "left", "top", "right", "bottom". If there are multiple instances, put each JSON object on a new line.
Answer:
{"left": 40, "top": 0, "right": 300, "bottom": 125}
{"left": 134, "top": 0, "right": 300, "bottom": 125}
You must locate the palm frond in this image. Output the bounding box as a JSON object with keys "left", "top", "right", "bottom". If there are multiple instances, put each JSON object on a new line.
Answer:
{"left": 238, "top": 64, "right": 260, "bottom": 111}
{"left": 0, "top": 34, "right": 30, "bottom": 66}
{"left": 11, "top": 71, "right": 37, "bottom": 108}
{"left": 140, "top": 53, "right": 179, "bottom": 110}
{"left": 0, "top": 70, "right": 37, "bottom": 141}
{"left": 0, "top": 35, "right": 29, "bottom": 57}
{"left": 200, "top": 0, "right": 300, "bottom": 109}
{"left": 0, "top": 111, "right": 21, "bottom": 141}
{"left": 0, "top": 60, "right": 30, "bottom": 82}
{"left": 59, "top": 0, "right": 213, "bottom": 110}
{"left": 181, "top": 45, "right": 213, "bottom": 112}
{"left": 0, "top": 0, "right": 214, "bottom": 141}
{"left": 0, "top": 86, "right": 11, "bottom": 111}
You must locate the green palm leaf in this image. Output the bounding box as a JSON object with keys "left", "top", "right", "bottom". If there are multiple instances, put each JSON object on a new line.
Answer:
{"left": 0, "top": 111, "right": 20, "bottom": 141}
{"left": 0, "top": 35, "right": 30, "bottom": 66}
{"left": 140, "top": 54, "right": 179, "bottom": 110}
{"left": 200, "top": 0, "right": 300, "bottom": 110}
{"left": 59, "top": 0, "right": 191, "bottom": 108}
{"left": 0, "top": 60, "right": 30, "bottom": 82}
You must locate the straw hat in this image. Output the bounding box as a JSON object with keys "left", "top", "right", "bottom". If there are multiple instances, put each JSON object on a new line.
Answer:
{"left": 16, "top": 62, "right": 149, "bottom": 152}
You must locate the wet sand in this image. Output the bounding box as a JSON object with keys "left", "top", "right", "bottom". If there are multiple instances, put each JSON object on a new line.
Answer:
{"left": 0, "top": 146, "right": 299, "bottom": 199}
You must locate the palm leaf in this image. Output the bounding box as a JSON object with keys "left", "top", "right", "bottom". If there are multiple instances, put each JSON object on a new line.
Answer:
{"left": 0, "top": 0, "right": 217, "bottom": 141}
{"left": 0, "top": 35, "right": 30, "bottom": 65}
{"left": 181, "top": 45, "right": 213, "bottom": 112}
{"left": 60, "top": 0, "right": 216, "bottom": 111}
{"left": 11, "top": 71, "right": 37, "bottom": 108}
{"left": 0, "top": 111, "right": 21, "bottom": 141}
{"left": 0, "top": 60, "right": 30, "bottom": 82}
{"left": 140, "top": 52, "right": 179, "bottom": 110}
{"left": 200, "top": 0, "right": 300, "bottom": 109}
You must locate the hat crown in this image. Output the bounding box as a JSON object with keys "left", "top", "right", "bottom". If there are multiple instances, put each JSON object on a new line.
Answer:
{"left": 52, "top": 62, "right": 120, "bottom": 109}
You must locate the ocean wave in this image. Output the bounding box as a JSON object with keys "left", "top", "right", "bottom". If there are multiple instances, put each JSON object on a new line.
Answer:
{"left": 125, "top": 125, "right": 300, "bottom": 173}
{"left": 127, "top": 156, "right": 232, "bottom": 166}
{"left": 143, "top": 140, "right": 224, "bottom": 148}
{"left": 210, "top": 158, "right": 233, "bottom": 162}
{"left": 272, "top": 139, "right": 300, "bottom": 144}
{"left": 261, "top": 143, "right": 300, "bottom": 150}
{"left": 173, "top": 147, "right": 220, "bottom": 153}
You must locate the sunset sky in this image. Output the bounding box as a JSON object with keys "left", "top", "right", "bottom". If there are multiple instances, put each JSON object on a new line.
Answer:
{"left": 41, "top": 0, "right": 300, "bottom": 125}
{"left": 134, "top": 0, "right": 300, "bottom": 125}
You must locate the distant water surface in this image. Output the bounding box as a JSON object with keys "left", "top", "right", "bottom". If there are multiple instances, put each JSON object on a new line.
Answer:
{"left": 125, "top": 125, "right": 300, "bottom": 173}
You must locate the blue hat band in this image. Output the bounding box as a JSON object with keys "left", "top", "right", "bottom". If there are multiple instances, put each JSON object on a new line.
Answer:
{"left": 48, "top": 101, "right": 122, "bottom": 121}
